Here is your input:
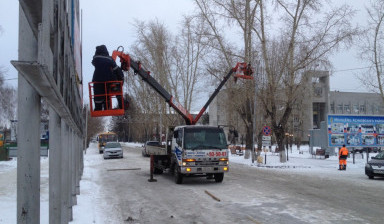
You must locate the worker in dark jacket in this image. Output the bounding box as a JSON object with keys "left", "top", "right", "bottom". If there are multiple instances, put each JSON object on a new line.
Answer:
{"left": 339, "top": 145, "right": 349, "bottom": 170}
{"left": 92, "top": 45, "right": 119, "bottom": 111}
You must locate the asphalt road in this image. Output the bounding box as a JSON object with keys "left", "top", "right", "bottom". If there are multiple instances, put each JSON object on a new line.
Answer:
{"left": 90, "top": 144, "right": 384, "bottom": 224}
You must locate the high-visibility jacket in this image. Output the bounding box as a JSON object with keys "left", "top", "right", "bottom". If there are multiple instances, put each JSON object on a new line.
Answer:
{"left": 339, "top": 147, "right": 348, "bottom": 158}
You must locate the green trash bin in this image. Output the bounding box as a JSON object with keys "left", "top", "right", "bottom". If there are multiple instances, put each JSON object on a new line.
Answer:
{"left": 0, "top": 131, "right": 9, "bottom": 161}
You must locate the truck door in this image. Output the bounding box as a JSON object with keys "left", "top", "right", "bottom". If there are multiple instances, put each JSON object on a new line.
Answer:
{"left": 173, "top": 128, "right": 184, "bottom": 163}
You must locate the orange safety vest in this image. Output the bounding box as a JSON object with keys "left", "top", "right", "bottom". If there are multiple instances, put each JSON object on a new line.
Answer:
{"left": 339, "top": 147, "right": 348, "bottom": 157}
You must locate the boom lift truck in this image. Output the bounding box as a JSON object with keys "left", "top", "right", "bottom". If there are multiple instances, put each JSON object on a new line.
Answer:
{"left": 89, "top": 46, "right": 253, "bottom": 184}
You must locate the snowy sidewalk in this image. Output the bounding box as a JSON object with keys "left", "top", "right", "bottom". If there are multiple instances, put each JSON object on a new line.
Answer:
{"left": 229, "top": 145, "right": 383, "bottom": 189}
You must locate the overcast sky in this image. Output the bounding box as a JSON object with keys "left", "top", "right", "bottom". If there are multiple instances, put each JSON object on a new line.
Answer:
{"left": 0, "top": 0, "right": 372, "bottom": 109}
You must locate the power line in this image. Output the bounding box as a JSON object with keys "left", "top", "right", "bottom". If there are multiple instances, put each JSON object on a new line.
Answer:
{"left": 2, "top": 78, "right": 17, "bottom": 81}
{"left": 332, "top": 65, "right": 381, "bottom": 73}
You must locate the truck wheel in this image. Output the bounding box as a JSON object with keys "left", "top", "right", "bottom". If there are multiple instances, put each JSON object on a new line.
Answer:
{"left": 154, "top": 167, "right": 163, "bottom": 174}
{"left": 214, "top": 173, "right": 224, "bottom": 182}
{"left": 174, "top": 165, "right": 183, "bottom": 184}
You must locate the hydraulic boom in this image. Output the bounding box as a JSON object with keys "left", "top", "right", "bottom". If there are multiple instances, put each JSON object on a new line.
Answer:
{"left": 89, "top": 46, "right": 253, "bottom": 124}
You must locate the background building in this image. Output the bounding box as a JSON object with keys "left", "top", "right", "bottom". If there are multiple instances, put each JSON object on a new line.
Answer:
{"left": 209, "top": 70, "right": 384, "bottom": 144}
{"left": 329, "top": 91, "right": 384, "bottom": 115}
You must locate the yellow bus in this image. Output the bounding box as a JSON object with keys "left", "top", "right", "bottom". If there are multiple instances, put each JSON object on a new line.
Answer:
{"left": 97, "top": 132, "right": 118, "bottom": 153}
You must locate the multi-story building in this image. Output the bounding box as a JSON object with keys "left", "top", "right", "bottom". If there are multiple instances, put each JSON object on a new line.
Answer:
{"left": 209, "top": 70, "right": 384, "bottom": 144}
{"left": 329, "top": 91, "right": 384, "bottom": 115}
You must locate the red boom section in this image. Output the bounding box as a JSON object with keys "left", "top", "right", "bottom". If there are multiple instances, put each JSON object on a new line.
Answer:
{"left": 192, "top": 62, "right": 253, "bottom": 124}
{"left": 89, "top": 47, "right": 253, "bottom": 124}
{"left": 112, "top": 50, "right": 194, "bottom": 124}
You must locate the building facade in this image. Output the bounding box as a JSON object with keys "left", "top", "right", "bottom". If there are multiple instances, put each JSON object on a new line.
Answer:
{"left": 329, "top": 91, "right": 384, "bottom": 115}
{"left": 209, "top": 70, "right": 384, "bottom": 144}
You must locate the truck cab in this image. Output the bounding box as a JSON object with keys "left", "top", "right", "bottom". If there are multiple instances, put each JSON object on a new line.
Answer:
{"left": 171, "top": 125, "right": 229, "bottom": 184}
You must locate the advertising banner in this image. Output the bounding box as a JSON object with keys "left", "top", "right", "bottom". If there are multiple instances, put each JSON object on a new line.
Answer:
{"left": 327, "top": 115, "right": 384, "bottom": 147}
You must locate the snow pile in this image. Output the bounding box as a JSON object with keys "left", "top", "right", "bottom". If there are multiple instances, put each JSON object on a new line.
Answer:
{"left": 229, "top": 145, "right": 377, "bottom": 183}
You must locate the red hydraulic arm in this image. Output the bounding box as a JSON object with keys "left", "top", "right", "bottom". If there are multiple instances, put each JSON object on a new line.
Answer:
{"left": 112, "top": 48, "right": 195, "bottom": 125}
{"left": 193, "top": 62, "right": 253, "bottom": 124}
{"left": 112, "top": 47, "right": 253, "bottom": 125}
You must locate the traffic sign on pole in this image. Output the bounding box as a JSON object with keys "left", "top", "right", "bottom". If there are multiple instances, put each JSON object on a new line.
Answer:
{"left": 262, "top": 126, "right": 272, "bottom": 136}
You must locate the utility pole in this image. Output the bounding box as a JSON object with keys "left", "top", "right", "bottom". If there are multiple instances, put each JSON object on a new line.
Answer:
{"left": 252, "top": 61, "right": 259, "bottom": 164}
{"left": 252, "top": 63, "right": 258, "bottom": 163}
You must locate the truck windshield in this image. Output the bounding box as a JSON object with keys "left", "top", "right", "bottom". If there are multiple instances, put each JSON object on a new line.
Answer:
{"left": 184, "top": 127, "right": 227, "bottom": 150}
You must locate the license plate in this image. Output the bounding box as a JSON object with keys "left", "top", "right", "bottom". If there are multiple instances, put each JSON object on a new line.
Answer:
{"left": 373, "top": 170, "right": 384, "bottom": 174}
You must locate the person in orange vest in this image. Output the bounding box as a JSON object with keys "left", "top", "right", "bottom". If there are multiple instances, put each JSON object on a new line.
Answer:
{"left": 339, "top": 144, "right": 349, "bottom": 170}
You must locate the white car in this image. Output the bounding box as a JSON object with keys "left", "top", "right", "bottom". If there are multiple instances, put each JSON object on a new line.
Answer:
{"left": 103, "top": 142, "right": 123, "bottom": 159}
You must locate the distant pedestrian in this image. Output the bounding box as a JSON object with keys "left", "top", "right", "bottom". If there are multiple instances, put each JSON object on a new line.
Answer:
{"left": 339, "top": 144, "right": 349, "bottom": 170}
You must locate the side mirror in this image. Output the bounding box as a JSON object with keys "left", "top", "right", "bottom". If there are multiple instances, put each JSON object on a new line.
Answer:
{"left": 173, "top": 131, "right": 178, "bottom": 138}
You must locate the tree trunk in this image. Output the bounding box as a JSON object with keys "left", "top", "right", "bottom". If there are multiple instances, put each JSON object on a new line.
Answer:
{"left": 274, "top": 125, "right": 287, "bottom": 163}
{"left": 244, "top": 125, "right": 252, "bottom": 159}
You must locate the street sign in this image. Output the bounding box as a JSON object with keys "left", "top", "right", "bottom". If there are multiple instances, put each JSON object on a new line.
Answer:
{"left": 262, "top": 136, "right": 271, "bottom": 141}
{"left": 262, "top": 126, "right": 272, "bottom": 136}
{"left": 262, "top": 140, "right": 271, "bottom": 146}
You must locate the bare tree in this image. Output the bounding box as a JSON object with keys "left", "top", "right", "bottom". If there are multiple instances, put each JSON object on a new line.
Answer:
{"left": 194, "top": 0, "right": 259, "bottom": 159}
{"left": 255, "top": 0, "right": 358, "bottom": 162}
{"left": 357, "top": 0, "right": 384, "bottom": 102}
{"left": 173, "top": 15, "right": 211, "bottom": 112}
{"left": 115, "top": 18, "right": 210, "bottom": 141}
{"left": 128, "top": 20, "right": 175, "bottom": 139}
{"left": 0, "top": 68, "right": 17, "bottom": 128}
{"left": 86, "top": 108, "right": 105, "bottom": 146}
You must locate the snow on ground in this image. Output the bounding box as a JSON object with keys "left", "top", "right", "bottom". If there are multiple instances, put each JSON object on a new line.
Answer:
{"left": 0, "top": 143, "right": 379, "bottom": 223}
{"left": 72, "top": 142, "right": 143, "bottom": 223}
{"left": 0, "top": 157, "right": 49, "bottom": 224}
{"left": 230, "top": 145, "right": 382, "bottom": 188}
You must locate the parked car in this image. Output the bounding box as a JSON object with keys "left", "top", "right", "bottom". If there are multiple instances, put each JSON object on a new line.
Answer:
{"left": 365, "top": 150, "right": 384, "bottom": 179}
{"left": 103, "top": 142, "right": 123, "bottom": 159}
{"left": 142, "top": 141, "right": 160, "bottom": 157}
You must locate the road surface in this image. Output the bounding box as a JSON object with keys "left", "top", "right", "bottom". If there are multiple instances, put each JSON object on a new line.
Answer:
{"left": 83, "top": 144, "right": 383, "bottom": 224}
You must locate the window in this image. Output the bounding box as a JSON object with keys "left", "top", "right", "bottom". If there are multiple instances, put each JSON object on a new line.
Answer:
{"left": 344, "top": 104, "right": 351, "bottom": 114}
{"left": 146, "top": 141, "right": 160, "bottom": 146}
{"left": 176, "top": 129, "right": 183, "bottom": 146}
{"left": 353, "top": 104, "right": 359, "bottom": 114}
{"left": 312, "top": 77, "right": 319, "bottom": 83}
{"left": 105, "top": 142, "right": 121, "bottom": 148}
{"left": 372, "top": 104, "right": 379, "bottom": 114}
{"left": 380, "top": 106, "right": 384, "bottom": 114}
{"left": 314, "top": 87, "right": 323, "bottom": 97}
{"left": 184, "top": 127, "right": 227, "bottom": 150}
{"left": 330, "top": 103, "right": 335, "bottom": 114}
{"left": 337, "top": 104, "right": 343, "bottom": 114}
{"left": 360, "top": 105, "right": 366, "bottom": 114}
